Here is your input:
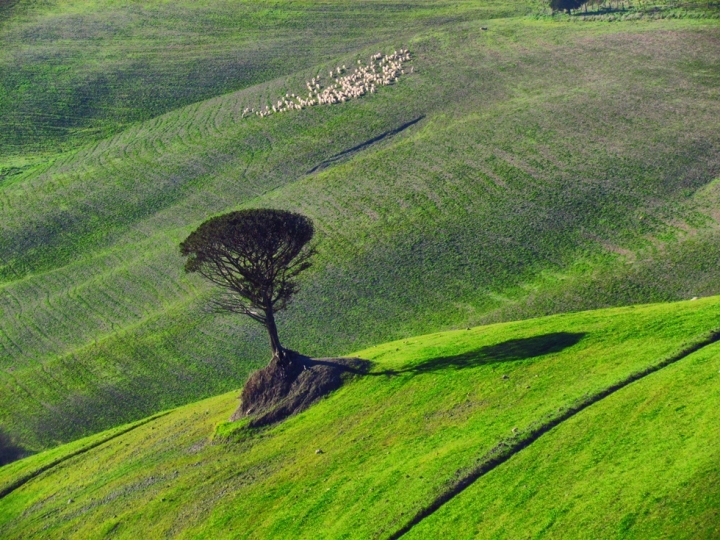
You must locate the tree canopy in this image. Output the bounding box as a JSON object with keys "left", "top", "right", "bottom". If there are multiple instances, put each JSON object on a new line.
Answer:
{"left": 180, "top": 208, "right": 316, "bottom": 359}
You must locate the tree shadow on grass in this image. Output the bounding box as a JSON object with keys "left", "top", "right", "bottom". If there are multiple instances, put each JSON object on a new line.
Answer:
{"left": 221, "top": 333, "right": 587, "bottom": 431}
{"left": 401, "top": 332, "right": 587, "bottom": 374}
{"left": 304, "top": 332, "right": 586, "bottom": 377}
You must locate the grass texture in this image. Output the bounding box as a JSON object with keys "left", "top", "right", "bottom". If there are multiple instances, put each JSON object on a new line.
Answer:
{"left": 1, "top": 297, "right": 719, "bottom": 538}
{"left": 1, "top": 0, "right": 720, "bottom": 450}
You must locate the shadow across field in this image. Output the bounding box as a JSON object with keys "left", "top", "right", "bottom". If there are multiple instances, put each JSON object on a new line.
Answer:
{"left": 306, "top": 115, "right": 425, "bottom": 174}
{"left": 312, "top": 332, "right": 586, "bottom": 376}
{"left": 401, "top": 332, "right": 586, "bottom": 374}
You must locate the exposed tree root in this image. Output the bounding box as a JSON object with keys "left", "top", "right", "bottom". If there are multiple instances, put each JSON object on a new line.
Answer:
{"left": 232, "top": 351, "right": 371, "bottom": 428}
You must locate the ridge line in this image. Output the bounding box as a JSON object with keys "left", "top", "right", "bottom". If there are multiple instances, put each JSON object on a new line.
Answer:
{"left": 387, "top": 327, "right": 720, "bottom": 539}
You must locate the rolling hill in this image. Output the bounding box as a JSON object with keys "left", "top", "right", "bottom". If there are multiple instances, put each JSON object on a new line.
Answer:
{"left": 1, "top": 297, "right": 719, "bottom": 538}
{"left": 1, "top": 0, "right": 719, "bottom": 455}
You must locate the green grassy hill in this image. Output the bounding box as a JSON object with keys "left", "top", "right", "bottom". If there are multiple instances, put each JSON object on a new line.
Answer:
{"left": 1, "top": 0, "right": 720, "bottom": 451}
{"left": 1, "top": 0, "right": 517, "bottom": 158}
{"left": 1, "top": 297, "right": 719, "bottom": 538}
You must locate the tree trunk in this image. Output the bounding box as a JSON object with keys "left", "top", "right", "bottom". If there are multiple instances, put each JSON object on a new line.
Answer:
{"left": 264, "top": 307, "right": 284, "bottom": 360}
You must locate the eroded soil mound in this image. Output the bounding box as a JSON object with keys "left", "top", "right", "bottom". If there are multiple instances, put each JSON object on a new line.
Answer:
{"left": 231, "top": 352, "right": 370, "bottom": 427}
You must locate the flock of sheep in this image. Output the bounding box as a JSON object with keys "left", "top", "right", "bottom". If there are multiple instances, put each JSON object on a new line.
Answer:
{"left": 243, "top": 49, "right": 412, "bottom": 119}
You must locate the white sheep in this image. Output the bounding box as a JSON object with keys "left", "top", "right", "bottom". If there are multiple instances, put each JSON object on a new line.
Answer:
{"left": 247, "top": 50, "right": 411, "bottom": 120}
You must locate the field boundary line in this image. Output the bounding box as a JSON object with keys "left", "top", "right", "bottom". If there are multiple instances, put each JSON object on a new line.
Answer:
{"left": 0, "top": 411, "right": 171, "bottom": 500}
{"left": 387, "top": 327, "right": 720, "bottom": 539}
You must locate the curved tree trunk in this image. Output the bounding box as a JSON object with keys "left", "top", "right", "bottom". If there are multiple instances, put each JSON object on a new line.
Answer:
{"left": 264, "top": 308, "right": 285, "bottom": 360}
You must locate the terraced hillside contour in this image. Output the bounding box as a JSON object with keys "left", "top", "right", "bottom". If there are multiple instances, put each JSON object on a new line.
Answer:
{"left": 1, "top": 0, "right": 720, "bottom": 452}
{"left": 1, "top": 298, "right": 719, "bottom": 538}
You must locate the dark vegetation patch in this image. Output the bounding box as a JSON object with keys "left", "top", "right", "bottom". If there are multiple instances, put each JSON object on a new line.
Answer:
{"left": 233, "top": 352, "right": 370, "bottom": 427}
{"left": 0, "top": 429, "right": 27, "bottom": 467}
{"left": 481, "top": 229, "right": 720, "bottom": 325}
{"left": 545, "top": 0, "right": 720, "bottom": 19}
{"left": 25, "top": 350, "right": 251, "bottom": 448}
{"left": 0, "top": 0, "right": 19, "bottom": 19}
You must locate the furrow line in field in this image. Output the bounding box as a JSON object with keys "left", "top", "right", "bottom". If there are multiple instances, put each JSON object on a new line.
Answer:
{"left": 39, "top": 285, "right": 85, "bottom": 352}
{"left": 38, "top": 363, "right": 73, "bottom": 394}
{"left": 0, "top": 324, "right": 23, "bottom": 359}
{"left": 0, "top": 412, "right": 172, "bottom": 500}
{"left": 71, "top": 288, "right": 122, "bottom": 335}
{"left": 1, "top": 374, "right": 46, "bottom": 417}
{"left": 387, "top": 327, "right": 720, "bottom": 539}
{"left": 212, "top": 98, "right": 227, "bottom": 134}
{"left": 151, "top": 131, "right": 167, "bottom": 156}
{"left": 24, "top": 317, "right": 65, "bottom": 360}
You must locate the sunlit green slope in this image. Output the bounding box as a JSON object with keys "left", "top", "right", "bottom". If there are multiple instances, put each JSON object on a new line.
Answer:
{"left": 1, "top": 298, "right": 719, "bottom": 538}
{"left": 407, "top": 320, "right": 720, "bottom": 539}
{"left": 1, "top": 0, "right": 720, "bottom": 450}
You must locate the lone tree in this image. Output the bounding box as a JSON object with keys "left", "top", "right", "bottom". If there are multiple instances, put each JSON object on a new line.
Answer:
{"left": 180, "top": 209, "right": 316, "bottom": 364}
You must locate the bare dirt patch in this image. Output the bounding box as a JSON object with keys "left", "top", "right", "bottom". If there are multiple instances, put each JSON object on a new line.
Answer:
{"left": 231, "top": 352, "right": 370, "bottom": 427}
